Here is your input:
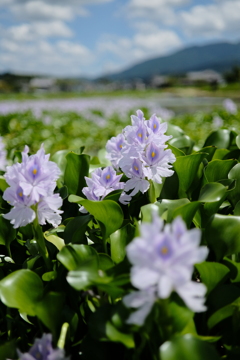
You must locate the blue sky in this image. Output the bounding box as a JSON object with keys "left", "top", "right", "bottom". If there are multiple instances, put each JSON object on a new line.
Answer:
{"left": 0, "top": 0, "right": 240, "bottom": 78}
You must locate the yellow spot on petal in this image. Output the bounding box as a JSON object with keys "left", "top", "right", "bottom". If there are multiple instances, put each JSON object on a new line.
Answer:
{"left": 32, "top": 168, "right": 37, "bottom": 175}
{"left": 138, "top": 133, "right": 142, "bottom": 138}
{"left": 153, "top": 124, "right": 157, "bottom": 129}
{"left": 161, "top": 246, "right": 168, "bottom": 255}
{"left": 106, "top": 174, "right": 110, "bottom": 180}
{"left": 119, "top": 144, "right": 122, "bottom": 148}
{"left": 18, "top": 192, "right": 23, "bottom": 197}
{"left": 151, "top": 151, "right": 156, "bottom": 158}
{"left": 134, "top": 166, "right": 139, "bottom": 171}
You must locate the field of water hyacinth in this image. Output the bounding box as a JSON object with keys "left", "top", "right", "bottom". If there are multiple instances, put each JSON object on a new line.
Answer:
{"left": 0, "top": 96, "right": 240, "bottom": 359}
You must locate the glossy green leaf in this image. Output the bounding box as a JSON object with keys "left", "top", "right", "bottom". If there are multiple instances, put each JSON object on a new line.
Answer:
{"left": 199, "top": 182, "right": 228, "bottom": 202}
{"left": 44, "top": 232, "right": 65, "bottom": 251}
{"left": 207, "top": 297, "right": 240, "bottom": 330}
{"left": 57, "top": 244, "right": 98, "bottom": 271}
{"left": 228, "top": 163, "right": 240, "bottom": 207}
{"left": 0, "top": 340, "right": 16, "bottom": 360}
{"left": 0, "top": 215, "right": 16, "bottom": 250}
{"left": 203, "top": 159, "right": 237, "bottom": 185}
{"left": 169, "top": 297, "right": 194, "bottom": 334}
{"left": 212, "top": 148, "right": 230, "bottom": 160}
{"left": 160, "top": 334, "right": 220, "bottom": 360}
{"left": 0, "top": 269, "right": 43, "bottom": 316}
{"left": 167, "top": 144, "right": 185, "bottom": 158}
{"left": 174, "top": 153, "right": 206, "bottom": 198}
{"left": 205, "top": 214, "right": 240, "bottom": 260}
{"left": 157, "top": 199, "right": 189, "bottom": 221}
{"left": 169, "top": 135, "right": 194, "bottom": 154}
{"left": 196, "top": 146, "right": 216, "bottom": 162}
{"left": 35, "top": 292, "right": 65, "bottom": 335}
{"left": 106, "top": 321, "right": 134, "bottom": 348}
{"left": 110, "top": 223, "right": 136, "bottom": 263}
{"left": 236, "top": 135, "right": 240, "bottom": 149}
{"left": 64, "top": 152, "right": 90, "bottom": 196}
{"left": 63, "top": 215, "right": 91, "bottom": 244}
{"left": 195, "top": 262, "right": 230, "bottom": 294}
{"left": 98, "top": 254, "right": 114, "bottom": 271}
{"left": 198, "top": 182, "right": 228, "bottom": 225}
{"left": 73, "top": 199, "right": 124, "bottom": 240}
{"left": 204, "top": 129, "right": 230, "bottom": 149}
{"left": 0, "top": 175, "right": 8, "bottom": 192}
{"left": 172, "top": 202, "right": 201, "bottom": 228}
{"left": 223, "top": 258, "right": 240, "bottom": 283}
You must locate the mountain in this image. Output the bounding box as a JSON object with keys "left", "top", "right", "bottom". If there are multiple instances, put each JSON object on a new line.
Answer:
{"left": 105, "top": 42, "right": 240, "bottom": 81}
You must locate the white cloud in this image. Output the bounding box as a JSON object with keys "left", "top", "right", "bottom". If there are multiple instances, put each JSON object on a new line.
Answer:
{"left": 11, "top": 1, "right": 75, "bottom": 21}
{"left": 124, "top": 0, "right": 191, "bottom": 24}
{"left": 4, "top": 21, "right": 73, "bottom": 42}
{"left": 180, "top": 1, "right": 240, "bottom": 37}
{"left": 0, "top": 38, "right": 94, "bottom": 76}
{"left": 98, "top": 29, "right": 182, "bottom": 67}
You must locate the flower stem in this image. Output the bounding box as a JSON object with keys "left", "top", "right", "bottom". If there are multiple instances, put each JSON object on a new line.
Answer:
{"left": 32, "top": 217, "right": 51, "bottom": 270}
{"left": 57, "top": 322, "right": 69, "bottom": 349}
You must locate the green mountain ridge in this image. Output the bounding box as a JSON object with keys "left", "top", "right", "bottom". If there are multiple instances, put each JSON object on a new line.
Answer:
{"left": 105, "top": 42, "right": 240, "bottom": 80}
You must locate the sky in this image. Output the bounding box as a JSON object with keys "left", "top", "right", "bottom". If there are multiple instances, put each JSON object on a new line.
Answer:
{"left": 0, "top": 0, "right": 240, "bottom": 78}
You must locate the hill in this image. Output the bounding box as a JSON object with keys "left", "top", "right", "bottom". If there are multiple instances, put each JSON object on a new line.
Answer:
{"left": 105, "top": 42, "right": 240, "bottom": 81}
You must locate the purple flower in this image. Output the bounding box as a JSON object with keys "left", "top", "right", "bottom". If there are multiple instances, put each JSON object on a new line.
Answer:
{"left": 106, "top": 110, "right": 175, "bottom": 198}
{"left": 80, "top": 166, "right": 125, "bottom": 212}
{"left": 0, "top": 136, "right": 7, "bottom": 171}
{"left": 123, "top": 215, "right": 208, "bottom": 325}
{"left": 17, "top": 333, "right": 67, "bottom": 360}
{"left": 223, "top": 98, "right": 237, "bottom": 114}
{"left": 3, "top": 145, "right": 63, "bottom": 228}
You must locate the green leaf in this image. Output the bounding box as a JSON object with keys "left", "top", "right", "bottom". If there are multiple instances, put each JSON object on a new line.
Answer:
{"left": 195, "top": 262, "right": 230, "bottom": 294}
{"left": 64, "top": 152, "right": 90, "bottom": 196}
{"left": 0, "top": 340, "right": 16, "bottom": 360}
{"left": 167, "top": 144, "right": 185, "bottom": 158}
{"left": 228, "top": 163, "right": 240, "bottom": 207}
{"left": 35, "top": 292, "right": 65, "bottom": 335}
{"left": 207, "top": 297, "right": 240, "bottom": 330}
{"left": 0, "top": 269, "right": 43, "bottom": 316}
{"left": 0, "top": 176, "right": 8, "bottom": 192}
{"left": 196, "top": 146, "right": 216, "bottom": 162}
{"left": 63, "top": 215, "right": 91, "bottom": 244}
{"left": 57, "top": 244, "right": 99, "bottom": 271}
{"left": 204, "top": 129, "right": 230, "bottom": 149}
{"left": 199, "top": 182, "right": 228, "bottom": 202}
{"left": 223, "top": 258, "right": 240, "bottom": 283}
{"left": 205, "top": 214, "right": 240, "bottom": 260}
{"left": 75, "top": 199, "right": 124, "bottom": 240}
{"left": 212, "top": 148, "right": 230, "bottom": 160}
{"left": 160, "top": 334, "right": 220, "bottom": 360}
{"left": 236, "top": 135, "right": 240, "bottom": 149}
{"left": 172, "top": 202, "right": 201, "bottom": 228}
{"left": 198, "top": 182, "right": 228, "bottom": 225}
{"left": 106, "top": 321, "right": 134, "bottom": 348}
{"left": 169, "top": 135, "right": 194, "bottom": 154}
{"left": 44, "top": 232, "right": 65, "bottom": 251}
{"left": 110, "top": 223, "right": 136, "bottom": 263}
{"left": 157, "top": 199, "right": 189, "bottom": 221}
{"left": 174, "top": 153, "right": 206, "bottom": 198}
{"left": 203, "top": 159, "right": 237, "bottom": 185}
{"left": 0, "top": 215, "right": 16, "bottom": 250}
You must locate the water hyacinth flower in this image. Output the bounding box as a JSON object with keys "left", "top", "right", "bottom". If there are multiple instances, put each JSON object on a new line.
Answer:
{"left": 106, "top": 110, "right": 176, "bottom": 198}
{"left": 223, "top": 98, "right": 237, "bottom": 114}
{"left": 17, "top": 333, "right": 67, "bottom": 360}
{"left": 3, "top": 145, "right": 63, "bottom": 228}
{"left": 123, "top": 214, "right": 208, "bottom": 326}
{"left": 80, "top": 166, "right": 125, "bottom": 212}
{"left": 0, "top": 136, "right": 7, "bottom": 171}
